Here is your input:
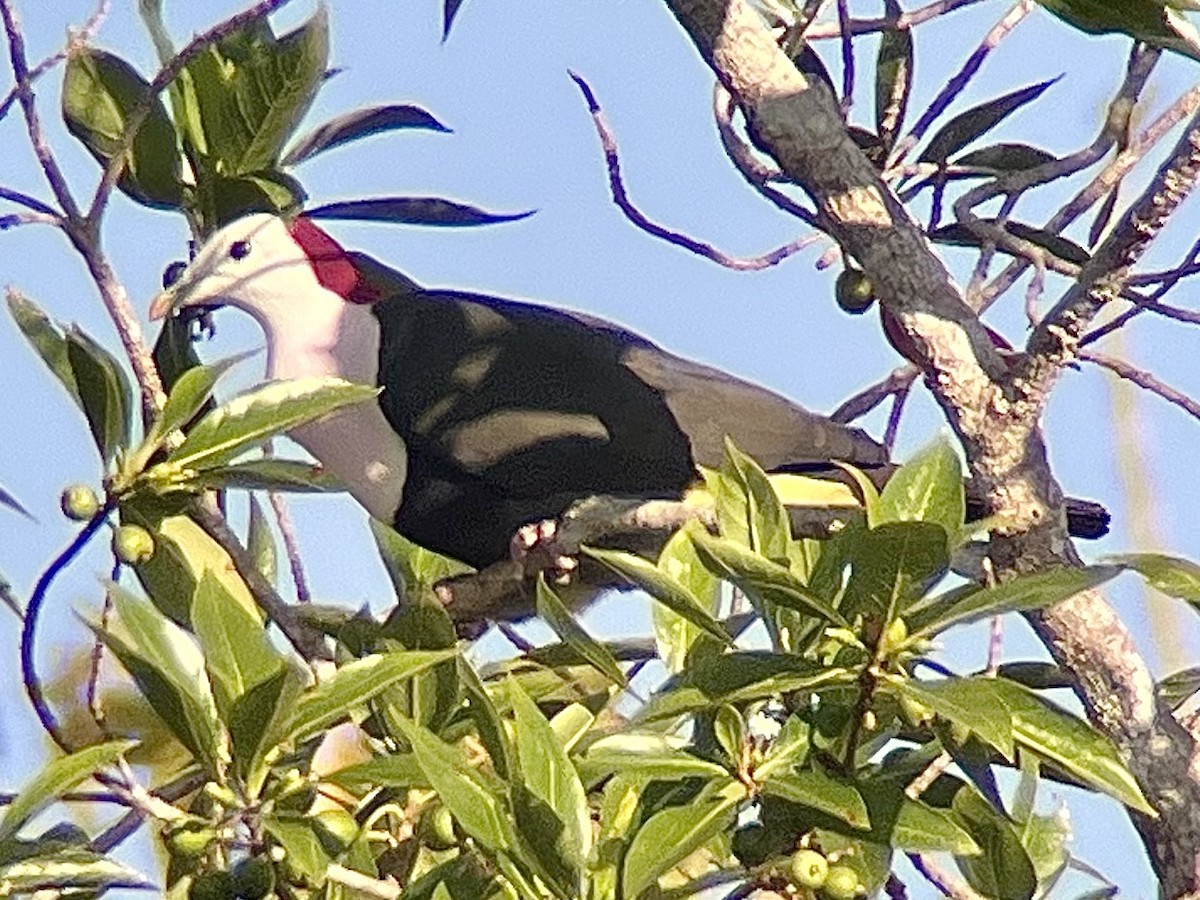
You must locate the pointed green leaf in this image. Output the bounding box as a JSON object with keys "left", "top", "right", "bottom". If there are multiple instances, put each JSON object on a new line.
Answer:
{"left": 955, "top": 143, "right": 1057, "bottom": 173}
{"left": 952, "top": 788, "right": 1037, "bottom": 900}
{"left": 877, "top": 439, "right": 964, "bottom": 545}
{"left": 919, "top": 78, "right": 1060, "bottom": 164}
{"left": 66, "top": 328, "right": 132, "bottom": 465}
{"left": 583, "top": 545, "right": 731, "bottom": 646}
{"left": 167, "top": 377, "right": 378, "bottom": 471}
{"left": 141, "top": 352, "right": 255, "bottom": 462}
{"left": 7, "top": 293, "right": 79, "bottom": 403}
{"left": 61, "top": 48, "right": 181, "bottom": 208}
{"left": 247, "top": 495, "right": 278, "bottom": 587}
{"left": 894, "top": 678, "right": 1015, "bottom": 759}
{"left": 929, "top": 220, "right": 1091, "bottom": 265}
{"left": 875, "top": 0, "right": 913, "bottom": 148}
{"left": 582, "top": 733, "right": 729, "bottom": 779}
{"left": 909, "top": 565, "right": 1121, "bottom": 637}
{"left": 653, "top": 527, "right": 723, "bottom": 673}
{"left": 0, "top": 849, "right": 151, "bottom": 893}
{"left": 283, "top": 103, "right": 450, "bottom": 166}
{"left": 760, "top": 769, "right": 870, "bottom": 830}
{"left": 190, "top": 571, "right": 282, "bottom": 709}
{"left": 393, "top": 716, "right": 514, "bottom": 853}
{"left": 94, "top": 584, "right": 224, "bottom": 772}
{"left": 229, "top": 664, "right": 302, "bottom": 782}
{"left": 0, "top": 740, "right": 136, "bottom": 841}
{"left": 1109, "top": 552, "right": 1200, "bottom": 605}
{"left": 688, "top": 526, "right": 847, "bottom": 626}
{"left": 306, "top": 197, "right": 534, "bottom": 226}
{"left": 535, "top": 576, "right": 626, "bottom": 686}
{"left": 186, "top": 458, "right": 341, "bottom": 493}
{"left": 840, "top": 522, "right": 950, "bottom": 622}
{"left": 263, "top": 814, "right": 333, "bottom": 884}
{"left": 509, "top": 680, "right": 591, "bottom": 882}
{"left": 281, "top": 650, "right": 456, "bottom": 744}
{"left": 371, "top": 518, "right": 474, "bottom": 597}
{"left": 622, "top": 779, "right": 745, "bottom": 898}
{"left": 723, "top": 437, "right": 791, "bottom": 559}
{"left": 458, "top": 656, "right": 513, "bottom": 779}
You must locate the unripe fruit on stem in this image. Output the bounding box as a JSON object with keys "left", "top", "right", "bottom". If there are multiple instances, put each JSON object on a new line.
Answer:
{"left": 60, "top": 484, "right": 100, "bottom": 521}
{"left": 165, "top": 823, "right": 217, "bottom": 860}
{"left": 113, "top": 524, "right": 154, "bottom": 564}
{"left": 835, "top": 268, "right": 875, "bottom": 314}
{"left": 790, "top": 848, "right": 829, "bottom": 889}
{"left": 230, "top": 856, "right": 275, "bottom": 900}
{"left": 821, "top": 865, "right": 861, "bottom": 900}
{"left": 188, "top": 870, "right": 234, "bottom": 900}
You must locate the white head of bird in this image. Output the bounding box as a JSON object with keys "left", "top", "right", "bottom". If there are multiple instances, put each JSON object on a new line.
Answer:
{"left": 149, "top": 212, "right": 408, "bottom": 521}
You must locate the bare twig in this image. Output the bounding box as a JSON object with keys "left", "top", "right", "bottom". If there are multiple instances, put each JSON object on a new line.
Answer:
{"left": 89, "top": 771, "right": 205, "bottom": 854}
{"left": 806, "top": 0, "right": 987, "bottom": 40}
{"left": 572, "top": 70, "right": 821, "bottom": 270}
{"left": 830, "top": 365, "right": 919, "bottom": 424}
{"left": 1080, "top": 351, "right": 1200, "bottom": 423}
{"left": 268, "top": 490, "right": 311, "bottom": 603}
{"left": 908, "top": 853, "right": 987, "bottom": 900}
{"left": 85, "top": 560, "right": 119, "bottom": 735}
{"left": 0, "top": 0, "right": 108, "bottom": 122}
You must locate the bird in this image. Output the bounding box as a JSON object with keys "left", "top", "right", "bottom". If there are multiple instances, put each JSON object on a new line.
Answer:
{"left": 148, "top": 213, "right": 1107, "bottom": 572}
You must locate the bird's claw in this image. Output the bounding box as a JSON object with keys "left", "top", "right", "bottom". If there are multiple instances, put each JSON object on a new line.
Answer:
{"left": 510, "top": 519, "right": 579, "bottom": 583}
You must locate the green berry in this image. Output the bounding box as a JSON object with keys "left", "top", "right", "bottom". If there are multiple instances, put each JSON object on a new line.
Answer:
{"left": 835, "top": 268, "right": 875, "bottom": 314}
{"left": 790, "top": 848, "right": 829, "bottom": 890}
{"left": 60, "top": 484, "right": 100, "bottom": 521}
{"left": 419, "top": 803, "right": 458, "bottom": 850}
{"left": 165, "top": 823, "right": 217, "bottom": 860}
{"left": 821, "top": 864, "right": 861, "bottom": 900}
{"left": 313, "top": 808, "right": 358, "bottom": 855}
{"left": 230, "top": 856, "right": 275, "bottom": 900}
{"left": 188, "top": 870, "right": 234, "bottom": 900}
{"left": 113, "top": 524, "right": 154, "bottom": 564}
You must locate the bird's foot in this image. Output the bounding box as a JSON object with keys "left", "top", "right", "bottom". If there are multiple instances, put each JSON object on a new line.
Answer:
{"left": 510, "top": 519, "right": 579, "bottom": 583}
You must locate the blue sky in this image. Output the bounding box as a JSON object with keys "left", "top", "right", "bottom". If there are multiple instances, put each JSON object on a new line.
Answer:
{"left": 3, "top": 1, "right": 1200, "bottom": 896}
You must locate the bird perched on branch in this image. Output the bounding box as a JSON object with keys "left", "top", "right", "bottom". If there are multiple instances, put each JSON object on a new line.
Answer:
{"left": 149, "top": 213, "right": 1107, "bottom": 572}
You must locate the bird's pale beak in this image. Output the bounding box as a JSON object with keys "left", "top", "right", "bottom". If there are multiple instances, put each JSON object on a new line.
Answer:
{"left": 147, "top": 288, "right": 178, "bottom": 321}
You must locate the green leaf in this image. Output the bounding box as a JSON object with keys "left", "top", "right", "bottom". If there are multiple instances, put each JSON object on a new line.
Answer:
{"left": 894, "top": 678, "right": 1015, "bottom": 759}
{"left": 653, "top": 528, "right": 723, "bottom": 673}
{"left": 0, "top": 740, "right": 136, "bottom": 841}
{"left": 583, "top": 545, "right": 731, "bottom": 646}
{"left": 140, "top": 352, "right": 254, "bottom": 464}
{"left": 0, "top": 848, "right": 151, "bottom": 894}
{"left": 66, "top": 327, "right": 133, "bottom": 465}
{"left": 247, "top": 495, "right": 277, "bottom": 587}
{"left": 458, "top": 657, "right": 513, "bottom": 780}
{"left": 7, "top": 293, "right": 79, "bottom": 403}
{"left": 877, "top": 439, "right": 964, "bottom": 545}
{"left": 1159, "top": 665, "right": 1200, "bottom": 708}
{"left": 929, "top": 220, "right": 1091, "bottom": 266}
{"left": 186, "top": 8, "right": 329, "bottom": 176}
{"left": 210, "top": 170, "right": 307, "bottom": 223}
{"left": 952, "top": 789, "right": 1037, "bottom": 900}
{"left": 622, "top": 779, "right": 746, "bottom": 898}
{"left": 582, "top": 733, "right": 729, "bottom": 780}
{"left": 955, "top": 143, "right": 1057, "bottom": 173}
{"left": 722, "top": 437, "right": 792, "bottom": 559}
{"left": 908, "top": 565, "right": 1121, "bottom": 637}
{"left": 1036, "top": 0, "right": 1200, "bottom": 60}
{"left": 753, "top": 713, "right": 811, "bottom": 781}
{"left": 61, "top": 48, "right": 182, "bottom": 208}
{"left": 393, "top": 716, "right": 515, "bottom": 853}
{"left": 281, "top": 650, "right": 456, "bottom": 744}
{"left": 229, "top": 664, "right": 301, "bottom": 783}
{"left": 858, "top": 782, "right": 981, "bottom": 854}
{"left": 166, "top": 377, "right": 378, "bottom": 471}
{"left": 323, "top": 753, "right": 424, "bottom": 792}
{"left": 688, "top": 526, "right": 847, "bottom": 626}
{"left": 185, "top": 458, "right": 341, "bottom": 493}
{"left": 1109, "top": 552, "right": 1200, "bottom": 605}
{"left": 94, "top": 584, "right": 225, "bottom": 773}
{"left": 920, "top": 78, "right": 1060, "bottom": 164}
{"left": 263, "top": 814, "right": 333, "bottom": 885}
{"left": 137, "top": 0, "right": 174, "bottom": 65}
{"left": 371, "top": 518, "right": 474, "bottom": 598}
{"left": 535, "top": 576, "right": 626, "bottom": 686}
{"left": 840, "top": 522, "right": 950, "bottom": 622}
{"left": 760, "top": 769, "right": 871, "bottom": 830}
{"left": 283, "top": 103, "right": 450, "bottom": 166}
{"left": 875, "top": 0, "right": 913, "bottom": 148}
{"left": 713, "top": 704, "right": 744, "bottom": 766}
{"left": 306, "top": 197, "right": 535, "bottom": 226}
{"left": 190, "top": 571, "right": 282, "bottom": 710}
{"left": 985, "top": 679, "right": 1153, "bottom": 814}
{"left": 508, "top": 680, "right": 591, "bottom": 880}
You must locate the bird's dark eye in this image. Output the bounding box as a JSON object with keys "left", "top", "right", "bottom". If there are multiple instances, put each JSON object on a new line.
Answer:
{"left": 162, "top": 260, "right": 188, "bottom": 288}
{"left": 230, "top": 240, "right": 252, "bottom": 260}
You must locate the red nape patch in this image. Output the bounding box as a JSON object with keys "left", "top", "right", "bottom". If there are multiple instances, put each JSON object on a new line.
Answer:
{"left": 288, "top": 218, "right": 380, "bottom": 305}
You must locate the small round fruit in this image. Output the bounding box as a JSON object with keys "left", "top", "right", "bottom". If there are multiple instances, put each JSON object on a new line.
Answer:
{"left": 188, "top": 870, "right": 235, "bottom": 900}
{"left": 230, "top": 856, "right": 275, "bottom": 900}
{"left": 165, "top": 823, "right": 218, "bottom": 860}
{"left": 113, "top": 524, "right": 154, "bottom": 564}
{"left": 313, "top": 808, "right": 359, "bottom": 855}
{"left": 821, "top": 864, "right": 861, "bottom": 900}
{"left": 419, "top": 803, "right": 458, "bottom": 850}
{"left": 835, "top": 268, "right": 875, "bottom": 314}
{"left": 790, "top": 848, "right": 829, "bottom": 890}
{"left": 60, "top": 484, "right": 100, "bottom": 521}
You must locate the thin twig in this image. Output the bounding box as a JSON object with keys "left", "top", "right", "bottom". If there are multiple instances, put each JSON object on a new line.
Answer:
{"left": 806, "top": 0, "right": 987, "bottom": 40}
{"left": 908, "top": 853, "right": 987, "bottom": 900}
{"left": 830, "top": 365, "right": 919, "bottom": 424}
{"left": 86, "top": 560, "right": 119, "bottom": 736}
{"left": 21, "top": 500, "right": 115, "bottom": 751}
{"left": 835, "top": 0, "right": 853, "bottom": 114}
{"left": 1080, "top": 350, "right": 1200, "bottom": 424}
{"left": 0, "top": 184, "right": 59, "bottom": 216}
{"left": 268, "top": 490, "right": 311, "bottom": 603}
{"left": 572, "top": 70, "right": 820, "bottom": 270}
{"left": 89, "top": 771, "right": 205, "bottom": 854}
